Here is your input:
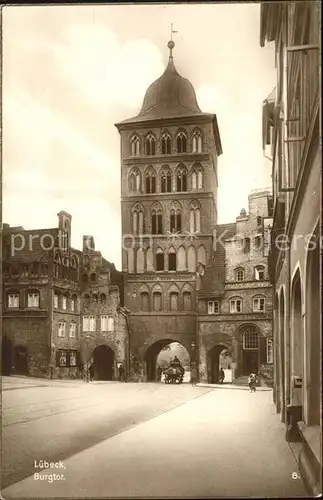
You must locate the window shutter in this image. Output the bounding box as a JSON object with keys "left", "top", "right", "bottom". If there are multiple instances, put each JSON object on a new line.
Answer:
{"left": 56, "top": 350, "right": 60, "bottom": 367}
{"left": 259, "top": 335, "right": 267, "bottom": 364}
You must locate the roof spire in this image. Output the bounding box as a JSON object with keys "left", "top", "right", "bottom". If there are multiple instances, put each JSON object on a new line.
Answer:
{"left": 168, "top": 23, "right": 177, "bottom": 58}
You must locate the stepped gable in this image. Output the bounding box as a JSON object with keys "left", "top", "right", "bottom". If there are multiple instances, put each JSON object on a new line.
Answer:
{"left": 198, "top": 223, "right": 236, "bottom": 298}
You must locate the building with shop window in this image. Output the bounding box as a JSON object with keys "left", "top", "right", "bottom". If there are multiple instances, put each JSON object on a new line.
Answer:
{"left": 2, "top": 212, "right": 128, "bottom": 380}
{"left": 260, "top": 1, "right": 321, "bottom": 496}
{"left": 197, "top": 190, "right": 274, "bottom": 384}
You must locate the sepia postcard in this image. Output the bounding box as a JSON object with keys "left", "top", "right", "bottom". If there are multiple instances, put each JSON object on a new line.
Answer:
{"left": 0, "top": 2, "right": 321, "bottom": 499}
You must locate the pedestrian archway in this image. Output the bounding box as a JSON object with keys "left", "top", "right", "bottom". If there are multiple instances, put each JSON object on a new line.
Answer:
{"left": 207, "top": 344, "right": 231, "bottom": 383}
{"left": 145, "top": 339, "right": 190, "bottom": 382}
{"left": 13, "top": 345, "right": 29, "bottom": 375}
{"left": 93, "top": 345, "right": 115, "bottom": 380}
{"left": 2, "top": 336, "right": 13, "bottom": 375}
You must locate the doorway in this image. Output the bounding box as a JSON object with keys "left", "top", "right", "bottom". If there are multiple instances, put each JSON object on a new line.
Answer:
{"left": 208, "top": 345, "right": 231, "bottom": 383}
{"left": 93, "top": 345, "right": 115, "bottom": 380}
{"left": 13, "top": 346, "right": 29, "bottom": 375}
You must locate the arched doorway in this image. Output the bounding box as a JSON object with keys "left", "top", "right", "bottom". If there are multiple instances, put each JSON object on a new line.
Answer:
{"left": 291, "top": 271, "right": 303, "bottom": 411}
{"left": 13, "top": 346, "right": 29, "bottom": 375}
{"left": 305, "top": 226, "right": 320, "bottom": 425}
{"left": 240, "top": 325, "right": 266, "bottom": 375}
{"left": 93, "top": 345, "right": 114, "bottom": 381}
{"left": 207, "top": 345, "right": 232, "bottom": 383}
{"left": 2, "top": 336, "right": 13, "bottom": 375}
{"left": 145, "top": 339, "right": 190, "bottom": 382}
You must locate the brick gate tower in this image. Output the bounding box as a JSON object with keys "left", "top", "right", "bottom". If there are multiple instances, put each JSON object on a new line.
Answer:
{"left": 115, "top": 40, "right": 222, "bottom": 381}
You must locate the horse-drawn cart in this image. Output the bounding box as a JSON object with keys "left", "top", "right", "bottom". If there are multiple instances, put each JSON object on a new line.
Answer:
{"left": 164, "top": 360, "right": 184, "bottom": 384}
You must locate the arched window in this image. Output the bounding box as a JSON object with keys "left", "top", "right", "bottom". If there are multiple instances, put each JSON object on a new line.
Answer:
{"left": 69, "top": 321, "right": 76, "bottom": 338}
{"left": 145, "top": 166, "right": 156, "bottom": 194}
{"left": 71, "top": 294, "right": 78, "bottom": 312}
{"left": 151, "top": 206, "right": 163, "bottom": 234}
{"left": 187, "top": 246, "right": 197, "bottom": 273}
{"left": 92, "top": 294, "right": 98, "bottom": 303}
{"left": 176, "top": 131, "right": 187, "bottom": 153}
{"left": 153, "top": 291, "right": 162, "bottom": 311}
{"left": 8, "top": 291, "right": 19, "bottom": 308}
{"left": 254, "top": 265, "right": 265, "bottom": 281}
{"left": 189, "top": 203, "right": 201, "bottom": 233}
{"left": 129, "top": 169, "right": 141, "bottom": 192}
{"left": 177, "top": 246, "right": 186, "bottom": 271}
{"left": 83, "top": 294, "right": 90, "bottom": 304}
{"left": 130, "top": 135, "right": 140, "bottom": 156}
{"left": 100, "top": 293, "right": 106, "bottom": 304}
{"left": 156, "top": 248, "right": 164, "bottom": 271}
{"left": 170, "top": 208, "right": 182, "bottom": 233}
{"left": 161, "top": 131, "right": 172, "bottom": 154}
{"left": 128, "top": 248, "right": 135, "bottom": 273}
{"left": 235, "top": 268, "right": 245, "bottom": 282}
{"left": 253, "top": 295, "right": 266, "bottom": 312}
{"left": 27, "top": 290, "right": 40, "bottom": 308}
{"left": 244, "top": 237, "right": 251, "bottom": 253}
{"left": 168, "top": 248, "right": 176, "bottom": 271}
{"left": 146, "top": 247, "right": 154, "bottom": 272}
{"left": 160, "top": 166, "right": 172, "bottom": 193}
{"left": 71, "top": 256, "right": 78, "bottom": 281}
{"left": 230, "top": 297, "right": 243, "bottom": 313}
{"left": 140, "top": 292, "right": 150, "bottom": 311}
{"left": 145, "top": 133, "right": 156, "bottom": 156}
{"left": 136, "top": 247, "right": 145, "bottom": 273}
{"left": 242, "top": 326, "right": 259, "bottom": 349}
{"left": 53, "top": 292, "right": 59, "bottom": 309}
{"left": 197, "top": 245, "right": 206, "bottom": 266}
{"left": 192, "top": 166, "right": 203, "bottom": 190}
{"left": 254, "top": 236, "right": 262, "bottom": 250}
{"left": 176, "top": 165, "right": 187, "bottom": 192}
{"left": 58, "top": 321, "right": 66, "bottom": 338}
{"left": 183, "top": 291, "right": 192, "bottom": 311}
{"left": 192, "top": 129, "right": 203, "bottom": 153}
{"left": 170, "top": 292, "right": 179, "bottom": 311}
{"left": 132, "top": 204, "right": 144, "bottom": 235}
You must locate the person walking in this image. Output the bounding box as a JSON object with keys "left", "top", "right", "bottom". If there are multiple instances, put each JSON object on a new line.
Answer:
{"left": 156, "top": 365, "right": 162, "bottom": 382}
{"left": 89, "top": 363, "right": 94, "bottom": 382}
{"left": 248, "top": 372, "right": 257, "bottom": 393}
{"left": 219, "top": 367, "right": 225, "bottom": 384}
{"left": 118, "top": 364, "right": 125, "bottom": 382}
{"left": 191, "top": 365, "right": 197, "bottom": 386}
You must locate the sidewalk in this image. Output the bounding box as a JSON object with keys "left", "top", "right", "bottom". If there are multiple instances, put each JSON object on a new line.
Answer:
{"left": 196, "top": 382, "right": 272, "bottom": 391}
{"left": 2, "top": 387, "right": 307, "bottom": 498}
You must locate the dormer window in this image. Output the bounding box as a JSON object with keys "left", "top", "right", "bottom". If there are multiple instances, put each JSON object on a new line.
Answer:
{"left": 255, "top": 266, "right": 265, "bottom": 281}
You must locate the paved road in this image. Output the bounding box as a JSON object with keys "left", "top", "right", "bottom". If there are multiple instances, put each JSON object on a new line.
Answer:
{"left": 2, "top": 377, "right": 307, "bottom": 498}
{"left": 1, "top": 377, "right": 207, "bottom": 489}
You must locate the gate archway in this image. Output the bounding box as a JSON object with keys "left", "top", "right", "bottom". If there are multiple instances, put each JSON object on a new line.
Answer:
{"left": 207, "top": 344, "right": 231, "bottom": 383}
{"left": 144, "top": 339, "right": 190, "bottom": 382}
{"left": 93, "top": 345, "right": 115, "bottom": 381}
{"left": 13, "top": 345, "right": 29, "bottom": 375}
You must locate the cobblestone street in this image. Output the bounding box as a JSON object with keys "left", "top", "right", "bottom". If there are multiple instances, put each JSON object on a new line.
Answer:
{"left": 2, "top": 377, "right": 307, "bottom": 498}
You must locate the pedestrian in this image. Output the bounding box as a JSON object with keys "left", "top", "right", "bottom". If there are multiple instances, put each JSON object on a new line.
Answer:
{"left": 118, "top": 364, "right": 125, "bottom": 382}
{"left": 248, "top": 372, "right": 257, "bottom": 393}
{"left": 191, "top": 366, "right": 197, "bottom": 386}
{"left": 89, "top": 363, "right": 94, "bottom": 382}
{"left": 219, "top": 367, "right": 225, "bottom": 384}
{"left": 156, "top": 365, "right": 162, "bottom": 382}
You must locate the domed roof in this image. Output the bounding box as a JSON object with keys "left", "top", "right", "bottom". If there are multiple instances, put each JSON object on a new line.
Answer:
{"left": 137, "top": 41, "right": 202, "bottom": 120}
{"left": 118, "top": 41, "right": 206, "bottom": 124}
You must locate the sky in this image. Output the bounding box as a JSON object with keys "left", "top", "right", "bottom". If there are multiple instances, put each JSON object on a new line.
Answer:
{"left": 2, "top": 3, "right": 277, "bottom": 269}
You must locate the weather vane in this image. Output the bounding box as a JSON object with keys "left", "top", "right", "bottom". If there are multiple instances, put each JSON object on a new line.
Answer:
{"left": 170, "top": 23, "right": 178, "bottom": 41}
